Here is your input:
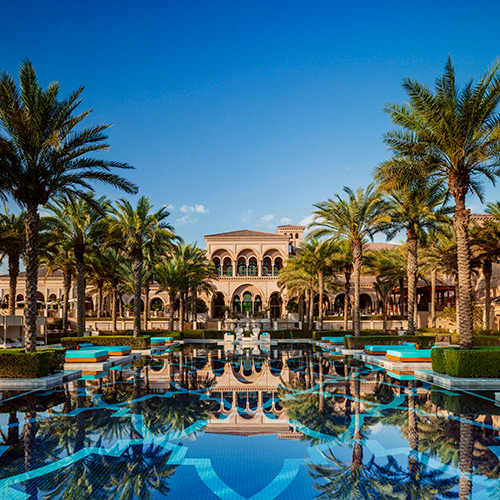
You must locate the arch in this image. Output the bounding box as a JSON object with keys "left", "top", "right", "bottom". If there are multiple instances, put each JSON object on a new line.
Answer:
{"left": 237, "top": 258, "right": 247, "bottom": 276}
{"left": 150, "top": 297, "right": 165, "bottom": 311}
{"left": 273, "top": 257, "right": 283, "bottom": 276}
{"left": 233, "top": 294, "right": 242, "bottom": 313}
{"left": 360, "top": 293, "right": 372, "bottom": 312}
{"left": 242, "top": 291, "right": 253, "bottom": 313}
{"left": 36, "top": 291, "right": 45, "bottom": 302}
{"left": 236, "top": 248, "right": 258, "bottom": 261}
{"left": 270, "top": 292, "right": 282, "bottom": 318}
{"left": 254, "top": 295, "right": 262, "bottom": 313}
{"left": 212, "top": 292, "right": 226, "bottom": 318}
{"left": 212, "top": 257, "right": 222, "bottom": 276}
{"left": 211, "top": 248, "right": 235, "bottom": 260}
{"left": 16, "top": 294, "right": 24, "bottom": 303}
{"left": 223, "top": 257, "right": 233, "bottom": 276}
{"left": 262, "top": 257, "right": 272, "bottom": 276}
{"left": 248, "top": 257, "right": 258, "bottom": 276}
{"left": 263, "top": 248, "right": 286, "bottom": 262}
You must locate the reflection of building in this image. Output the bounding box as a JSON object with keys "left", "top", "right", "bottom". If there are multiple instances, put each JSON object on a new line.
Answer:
{"left": 204, "top": 225, "right": 305, "bottom": 318}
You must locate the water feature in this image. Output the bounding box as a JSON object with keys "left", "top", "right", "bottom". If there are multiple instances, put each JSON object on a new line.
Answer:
{"left": 0, "top": 345, "right": 499, "bottom": 499}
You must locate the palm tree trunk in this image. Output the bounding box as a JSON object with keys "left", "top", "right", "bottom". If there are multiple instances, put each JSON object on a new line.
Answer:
{"left": 298, "top": 295, "right": 304, "bottom": 324}
{"left": 305, "top": 291, "right": 310, "bottom": 327}
{"left": 308, "top": 288, "right": 314, "bottom": 329}
{"left": 168, "top": 293, "right": 175, "bottom": 331}
{"left": 24, "top": 411, "right": 38, "bottom": 499}
{"left": 8, "top": 252, "right": 19, "bottom": 315}
{"left": 144, "top": 283, "right": 150, "bottom": 331}
{"left": 452, "top": 191, "right": 473, "bottom": 349}
{"left": 352, "top": 241, "right": 362, "bottom": 336}
{"left": 24, "top": 202, "right": 39, "bottom": 353}
{"left": 97, "top": 284, "right": 102, "bottom": 319}
{"left": 62, "top": 268, "right": 72, "bottom": 335}
{"left": 382, "top": 299, "right": 388, "bottom": 334}
{"left": 483, "top": 259, "right": 492, "bottom": 330}
{"left": 399, "top": 277, "right": 405, "bottom": 315}
{"left": 459, "top": 418, "right": 473, "bottom": 500}
{"left": 408, "top": 380, "right": 419, "bottom": 475}
{"left": 430, "top": 268, "right": 437, "bottom": 328}
{"left": 132, "top": 255, "right": 143, "bottom": 338}
{"left": 179, "top": 294, "right": 185, "bottom": 332}
{"left": 111, "top": 283, "right": 118, "bottom": 332}
{"left": 407, "top": 228, "right": 418, "bottom": 335}
{"left": 191, "top": 288, "right": 197, "bottom": 322}
{"left": 75, "top": 252, "right": 86, "bottom": 337}
{"left": 344, "top": 272, "right": 351, "bottom": 331}
{"left": 318, "top": 271, "right": 324, "bottom": 330}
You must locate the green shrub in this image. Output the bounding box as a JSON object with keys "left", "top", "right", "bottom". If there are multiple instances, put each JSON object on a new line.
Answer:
{"left": 61, "top": 336, "right": 150, "bottom": 350}
{"left": 431, "top": 347, "right": 500, "bottom": 378}
{"left": 431, "top": 389, "right": 500, "bottom": 415}
{"left": 345, "top": 335, "right": 439, "bottom": 350}
{"left": 0, "top": 349, "right": 66, "bottom": 378}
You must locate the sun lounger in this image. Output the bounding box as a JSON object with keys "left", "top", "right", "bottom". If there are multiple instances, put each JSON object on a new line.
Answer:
{"left": 65, "top": 349, "right": 109, "bottom": 363}
{"left": 385, "top": 348, "right": 432, "bottom": 362}
{"left": 364, "top": 343, "right": 418, "bottom": 355}
{"left": 80, "top": 345, "right": 131, "bottom": 356}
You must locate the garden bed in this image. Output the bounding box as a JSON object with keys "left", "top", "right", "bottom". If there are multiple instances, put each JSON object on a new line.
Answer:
{"left": 61, "top": 335, "right": 150, "bottom": 350}
{"left": 431, "top": 346, "right": 500, "bottom": 378}
{"left": 0, "top": 349, "right": 65, "bottom": 378}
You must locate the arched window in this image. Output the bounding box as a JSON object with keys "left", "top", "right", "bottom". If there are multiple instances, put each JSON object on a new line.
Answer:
{"left": 233, "top": 295, "right": 242, "bottom": 313}
{"left": 273, "top": 257, "right": 283, "bottom": 276}
{"left": 248, "top": 258, "right": 257, "bottom": 276}
{"left": 270, "top": 293, "right": 282, "bottom": 318}
{"left": 213, "top": 258, "right": 222, "bottom": 276}
{"left": 242, "top": 292, "right": 252, "bottom": 313}
{"left": 237, "top": 259, "right": 247, "bottom": 276}
{"left": 262, "top": 257, "right": 271, "bottom": 276}
{"left": 223, "top": 258, "right": 233, "bottom": 276}
{"left": 213, "top": 292, "right": 225, "bottom": 317}
{"left": 254, "top": 295, "right": 262, "bottom": 312}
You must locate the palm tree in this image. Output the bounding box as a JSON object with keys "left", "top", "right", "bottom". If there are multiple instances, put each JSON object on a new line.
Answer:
{"left": 156, "top": 258, "right": 183, "bottom": 331}
{"left": 300, "top": 239, "right": 337, "bottom": 329}
{"left": 109, "top": 197, "right": 176, "bottom": 337}
{"left": 0, "top": 61, "right": 137, "bottom": 351}
{"left": 45, "top": 193, "right": 110, "bottom": 336}
{"left": 372, "top": 278, "right": 394, "bottom": 334}
{"left": 381, "top": 178, "right": 451, "bottom": 334}
{"left": 376, "top": 59, "right": 500, "bottom": 349}
{"left": 40, "top": 231, "right": 76, "bottom": 334}
{"left": 330, "top": 239, "right": 353, "bottom": 330}
{"left": 0, "top": 204, "right": 25, "bottom": 314}
{"left": 309, "top": 184, "right": 389, "bottom": 336}
{"left": 470, "top": 219, "right": 500, "bottom": 329}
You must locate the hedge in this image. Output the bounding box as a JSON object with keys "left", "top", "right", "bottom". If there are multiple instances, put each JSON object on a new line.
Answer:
{"left": 344, "top": 335, "right": 440, "bottom": 350}
{"left": 61, "top": 336, "right": 150, "bottom": 350}
{"left": 431, "top": 389, "right": 500, "bottom": 415}
{"left": 431, "top": 347, "right": 500, "bottom": 378}
{"left": 0, "top": 349, "right": 66, "bottom": 379}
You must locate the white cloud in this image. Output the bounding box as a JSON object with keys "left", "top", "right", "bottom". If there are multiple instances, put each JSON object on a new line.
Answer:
{"left": 299, "top": 214, "right": 314, "bottom": 226}
{"left": 260, "top": 214, "right": 275, "bottom": 224}
{"left": 179, "top": 204, "right": 209, "bottom": 214}
{"left": 163, "top": 204, "right": 174, "bottom": 210}
{"left": 242, "top": 209, "right": 252, "bottom": 222}
{"left": 280, "top": 217, "right": 292, "bottom": 224}
{"left": 176, "top": 215, "right": 198, "bottom": 226}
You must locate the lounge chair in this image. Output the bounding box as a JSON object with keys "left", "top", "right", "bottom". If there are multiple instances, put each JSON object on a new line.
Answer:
{"left": 235, "top": 327, "right": 243, "bottom": 341}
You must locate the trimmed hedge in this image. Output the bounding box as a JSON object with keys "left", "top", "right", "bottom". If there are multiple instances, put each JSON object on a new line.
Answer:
{"left": 431, "top": 347, "right": 500, "bottom": 378}
{"left": 61, "top": 335, "right": 150, "bottom": 350}
{"left": 0, "top": 349, "right": 66, "bottom": 379}
{"left": 431, "top": 389, "right": 500, "bottom": 415}
{"left": 344, "top": 335, "right": 440, "bottom": 350}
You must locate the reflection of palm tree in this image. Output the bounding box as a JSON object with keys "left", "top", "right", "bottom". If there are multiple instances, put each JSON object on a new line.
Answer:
{"left": 24, "top": 411, "right": 39, "bottom": 500}
{"left": 375, "top": 381, "right": 459, "bottom": 499}
{"left": 459, "top": 417, "right": 473, "bottom": 500}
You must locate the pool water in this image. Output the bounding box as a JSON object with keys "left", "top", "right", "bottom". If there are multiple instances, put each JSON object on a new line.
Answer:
{"left": 1, "top": 345, "right": 500, "bottom": 499}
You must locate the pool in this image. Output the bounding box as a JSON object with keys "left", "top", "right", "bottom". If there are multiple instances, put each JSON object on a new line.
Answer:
{"left": 1, "top": 344, "right": 499, "bottom": 499}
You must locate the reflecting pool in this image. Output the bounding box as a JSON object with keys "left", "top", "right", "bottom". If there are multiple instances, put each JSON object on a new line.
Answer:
{"left": 1, "top": 345, "right": 500, "bottom": 499}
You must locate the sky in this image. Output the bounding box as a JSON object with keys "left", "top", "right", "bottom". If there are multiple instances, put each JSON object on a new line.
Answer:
{"left": 2, "top": 0, "right": 500, "bottom": 249}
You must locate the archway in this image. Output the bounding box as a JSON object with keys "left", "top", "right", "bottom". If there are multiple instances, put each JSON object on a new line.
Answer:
{"left": 233, "top": 295, "right": 242, "bottom": 313}
{"left": 360, "top": 293, "right": 372, "bottom": 313}
{"left": 254, "top": 295, "right": 262, "bottom": 313}
{"left": 213, "top": 292, "right": 225, "bottom": 318}
{"left": 242, "top": 292, "right": 253, "bottom": 313}
{"left": 270, "top": 293, "right": 282, "bottom": 318}
{"left": 150, "top": 297, "right": 164, "bottom": 312}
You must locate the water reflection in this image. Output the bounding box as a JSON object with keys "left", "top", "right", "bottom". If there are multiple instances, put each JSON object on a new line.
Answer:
{"left": 0, "top": 347, "right": 499, "bottom": 499}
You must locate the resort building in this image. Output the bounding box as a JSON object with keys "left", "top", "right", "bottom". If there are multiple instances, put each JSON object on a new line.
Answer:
{"left": 0, "top": 219, "right": 500, "bottom": 329}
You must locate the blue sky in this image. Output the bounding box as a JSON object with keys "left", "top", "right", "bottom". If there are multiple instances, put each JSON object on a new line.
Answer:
{"left": 3, "top": 0, "right": 500, "bottom": 247}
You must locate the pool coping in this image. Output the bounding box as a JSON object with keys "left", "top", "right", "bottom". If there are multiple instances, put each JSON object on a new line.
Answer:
{"left": 0, "top": 370, "right": 82, "bottom": 390}
{"left": 414, "top": 368, "right": 500, "bottom": 391}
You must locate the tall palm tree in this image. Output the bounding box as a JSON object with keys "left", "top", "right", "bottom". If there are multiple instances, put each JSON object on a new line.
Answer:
{"left": 156, "top": 259, "right": 183, "bottom": 332}
{"left": 330, "top": 239, "right": 353, "bottom": 330}
{"left": 300, "top": 239, "right": 337, "bottom": 329}
{"left": 40, "top": 231, "right": 76, "bottom": 334}
{"left": 0, "top": 204, "right": 25, "bottom": 314}
{"left": 309, "top": 184, "right": 389, "bottom": 336}
{"left": 45, "top": 193, "right": 109, "bottom": 336}
{"left": 372, "top": 278, "right": 395, "bottom": 334}
{"left": 376, "top": 59, "right": 500, "bottom": 349}
{"left": 109, "top": 197, "right": 176, "bottom": 337}
{"left": 470, "top": 220, "right": 500, "bottom": 329}
{"left": 381, "top": 178, "right": 451, "bottom": 334}
{"left": 0, "top": 61, "right": 137, "bottom": 351}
